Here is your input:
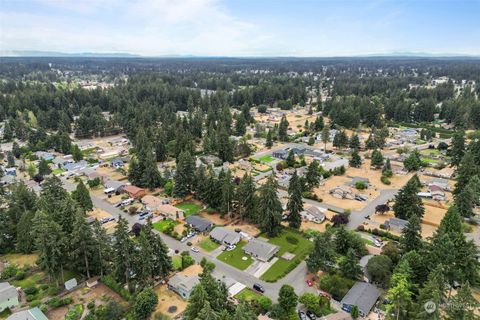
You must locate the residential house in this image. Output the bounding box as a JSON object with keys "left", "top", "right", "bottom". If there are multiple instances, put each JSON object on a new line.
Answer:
{"left": 168, "top": 274, "right": 200, "bottom": 299}
{"left": 322, "top": 158, "right": 348, "bottom": 171}
{"left": 428, "top": 185, "right": 446, "bottom": 201}
{"left": 35, "top": 151, "right": 55, "bottom": 161}
{"left": 384, "top": 217, "right": 408, "bottom": 233}
{"left": 341, "top": 282, "right": 381, "bottom": 317}
{"left": 157, "top": 204, "right": 184, "bottom": 220}
{"left": 185, "top": 215, "right": 213, "bottom": 233}
{"left": 237, "top": 159, "right": 253, "bottom": 171}
{"left": 141, "top": 195, "right": 165, "bottom": 212}
{"left": 243, "top": 239, "right": 279, "bottom": 262}
{"left": 330, "top": 186, "right": 355, "bottom": 200}
{"left": 301, "top": 206, "right": 326, "bottom": 223}
{"left": 0, "top": 175, "right": 15, "bottom": 186}
{"left": 110, "top": 158, "right": 124, "bottom": 168}
{"left": 4, "top": 167, "right": 16, "bottom": 176}
{"left": 272, "top": 149, "right": 288, "bottom": 159}
{"left": 63, "top": 160, "right": 88, "bottom": 172}
{"left": 348, "top": 177, "right": 370, "bottom": 188}
{"left": 123, "top": 185, "right": 146, "bottom": 199}
{"left": 103, "top": 180, "right": 125, "bottom": 194}
{"left": 210, "top": 227, "right": 241, "bottom": 246}
{"left": 52, "top": 157, "right": 72, "bottom": 169}
{"left": 7, "top": 307, "right": 48, "bottom": 320}
{"left": 429, "top": 178, "right": 450, "bottom": 191}
{"left": 0, "top": 282, "right": 19, "bottom": 312}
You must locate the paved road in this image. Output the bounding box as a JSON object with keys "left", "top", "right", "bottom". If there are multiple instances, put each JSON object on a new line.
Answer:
{"left": 61, "top": 178, "right": 313, "bottom": 301}
{"left": 348, "top": 189, "right": 399, "bottom": 229}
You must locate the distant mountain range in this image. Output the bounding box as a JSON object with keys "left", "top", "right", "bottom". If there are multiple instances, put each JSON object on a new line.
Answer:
{"left": 1, "top": 50, "right": 478, "bottom": 59}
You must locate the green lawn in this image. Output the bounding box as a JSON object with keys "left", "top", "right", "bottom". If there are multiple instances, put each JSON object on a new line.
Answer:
{"left": 420, "top": 149, "right": 441, "bottom": 157}
{"left": 0, "top": 308, "right": 12, "bottom": 319}
{"left": 153, "top": 219, "right": 179, "bottom": 232}
{"left": 172, "top": 255, "right": 182, "bottom": 270}
{"left": 217, "top": 241, "right": 253, "bottom": 270}
{"left": 257, "top": 155, "right": 275, "bottom": 163}
{"left": 12, "top": 272, "right": 45, "bottom": 289}
{"left": 198, "top": 237, "right": 220, "bottom": 252}
{"left": 260, "top": 229, "right": 314, "bottom": 282}
{"left": 235, "top": 288, "right": 261, "bottom": 302}
{"left": 175, "top": 202, "right": 202, "bottom": 217}
{"left": 52, "top": 168, "right": 64, "bottom": 175}
{"left": 421, "top": 157, "right": 440, "bottom": 165}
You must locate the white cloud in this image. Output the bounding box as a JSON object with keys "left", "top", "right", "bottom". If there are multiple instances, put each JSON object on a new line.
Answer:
{"left": 0, "top": 0, "right": 271, "bottom": 56}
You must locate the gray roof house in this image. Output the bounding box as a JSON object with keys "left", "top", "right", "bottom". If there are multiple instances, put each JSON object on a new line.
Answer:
{"left": 341, "top": 282, "right": 381, "bottom": 317}
{"left": 272, "top": 149, "right": 289, "bottom": 159}
{"left": 210, "top": 227, "right": 241, "bottom": 245}
{"left": 301, "top": 206, "right": 326, "bottom": 223}
{"left": 103, "top": 180, "right": 125, "bottom": 193}
{"left": 7, "top": 307, "right": 48, "bottom": 320}
{"left": 243, "top": 239, "right": 279, "bottom": 262}
{"left": 0, "top": 282, "right": 19, "bottom": 312}
{"left": 63, "top": 160, "right": 88, "bottom": 172}
{"left": 168, "top": 274, "right": 200, "bottom": 299}
{"left": 185, "top": 215, "right": 213, "bottom": 233}
{"left": 384, "top": 217, "right": 408, "bottom": 233}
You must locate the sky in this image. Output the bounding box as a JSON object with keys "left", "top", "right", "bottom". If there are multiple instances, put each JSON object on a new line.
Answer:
{"left": 1, "top": 0, "right": 479, "bottom": 57}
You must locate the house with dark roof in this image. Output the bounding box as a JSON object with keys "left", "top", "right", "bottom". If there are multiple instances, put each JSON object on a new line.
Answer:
{"left": 210, "top": 227, "right": 241, "bottom": 245}
{"left": 272, "top": 149, "right": 289, "bottom": 159}
{"left": 110, "top": 158, "right": 125, "bottom": 168}
{"left": 243, "top": 239, "right": 279, "bottom": 262}
{"left": 185, "top": 215, "right": 213, "bottom": 233}
{"left": 341, "top": 282, "right": 381, "bottom": 317}
{"left": 384, "top": 217, "right": 408, "bottom": 233}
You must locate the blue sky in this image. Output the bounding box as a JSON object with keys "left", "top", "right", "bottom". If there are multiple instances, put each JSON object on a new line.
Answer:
{"left": 1, "top": 0, "right": 479, "bottom": 56}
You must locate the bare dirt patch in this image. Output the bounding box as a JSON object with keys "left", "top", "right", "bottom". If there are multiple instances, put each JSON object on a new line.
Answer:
{"left": 300, "top": 221, "right": 332, "bottom": 233}
{"left": 198, "top": 211, "right": 232, "bottom": 226}
{"left": 154, "top": 284, "right": 187, "bottom": 318}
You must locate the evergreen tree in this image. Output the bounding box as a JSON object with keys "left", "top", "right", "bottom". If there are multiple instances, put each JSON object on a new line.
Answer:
{"left": 236, "top": 173, "right": 257, "bottom": 222}
{"left": 454, "top": 151, "right": 480, "bottom": 196}
{"left": 278, "top": 115, "right": 289, "bottom": 142}
{"left": 307, "top": 231, "right": 335, "bottom": 272}
{"left": 7, "top": 152, "right": 15, "bottom": 167}
{"left": 3, "top": 121, "right": 13, "bottom": 141}
{"left": 32, "top": 210, "right": 66, "bottom": 284}
{"left": 217, "top": 126, "right": 234, "bottom": 162}
{"left": 339, "top": 248, "right": 362, "bottom": 279}
{"left": 173, "top": 151, "right": 195, "bottom": 197}
{"left": 349, "top": 134, "right": 360, "bottom": 150}
{"left": 321, "top": 125, "right": 330, "bottom": 151}
{"left": 140, "top": 143, "right": 163, "bottom": 189}
{"left": 38, "top": 159, "right": 51, "bottom": 176}
{"left": 113, "top": 217, "right": 134, "bottom": 286}
{"left": 16, "top": 210, "right": 36, "bottom": 253}
{"left": 314, "top": 115, "right": 324, "bottom": 131}
{"left": 305, "top": 160, "right": 321, "bottom": 190}
{"left": 70, "top": 210, "right": 97, "bottom": 278}
{"left": 287, "top": 171, "right": 303, "bottom": 229}
{"left": 404, "top": 150, "right": 422, "bottom": 171}
{"left": 71, "top": 144, "right": 83, "bottom": 162}
{"left": 127, "top": 156, "right": 141, "bottom": 186}
{"left": 265, "top": 129, "right": 273, "bottom": 148}
{"left": 12, "top": 141, "right": 21, "bottom": 158}
{"left": 371, "top": 149, "right": 384, "bottom": 168}
{"left": 445, "top": 282, "right": 479, "bottom": 320}
{"left": 277, "top": 285, "right": 298, "bottom": 319}
{"left": 72, "top": 180, "right": 93, "bottom": 212}
{"left": 234, "top": 301, "right": 256, "bottom": 320}
{"left": 349, "top": 149, "right": 362, "bottom": 168}
{"left": 194, "top": 164, "right": 207, "bottom": 200}
{"left": 333, "top": 130, "right": 349, "bottom": 149}
{"left": 382, "top": 158, "right": 393, "bottom": 177}
{"left": 365, "top": 133, "right": 377, "bottom": 150}
{"left": 220, "top": 170, "right": 235, "bottom": 217}
{"left": 415, "top": 267, "right": 445, "bottom": 320}
{"left": 235, "top": 116, "right": 246, "bottom": 136}
{"left": 450, "top": 129, "right": 465, "bottom": 167}
{"left": 184, "top": 285, "right": 208, "bottom": 320}
{"left": 386, "top": 260, "right": 414, "bottom": 320}
{"left": 400, "top": 215, "right": 422, "bottom": 253}
{"left": 393, "top": 175, "right": 424, "bottom": 220}
{"left": 133, "top": 288, "right": 158, "bottom": 320}
{"left": 91, "top": 220, "right": 112, "bottom": 277}
{"left": 197, "top": 301, "right": 218, "bottom": 320}
{"left": 258, "top": 175, "right": 283, "bottom": 237}
{"left": 286, "top": 150, "right": 296, "bottom": 167}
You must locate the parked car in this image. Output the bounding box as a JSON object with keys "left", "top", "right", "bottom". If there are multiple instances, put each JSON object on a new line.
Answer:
{"left": 191, "top": 247, "right": 199, "bottom": 253}
{"left": 374, "top": 239, "right": 383, "bottom": 247}
{"left": 298, "top": 311, "right": 307, "bottom": 320}
{"left": 253, "top": 283, "right": 264, "bottom": 293}
{"left": 306, "top": 310, "right": 316, "bottom": 320}
{"left": 121, "top": 198, "right": 134, "bottom": 206}
{"left": 306, "top": 279, "right": 313, "bottom": 287}
{"left": 226, "top": 244, "right": 236, "bottom": 251}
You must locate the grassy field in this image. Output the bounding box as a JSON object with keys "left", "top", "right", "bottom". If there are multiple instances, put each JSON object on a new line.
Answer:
{"left": 235, "top": 288, "right": 261, "bottom": 302}
{"left": 175, "top": 202, "right": 202, "bottom": 217}
{"left": 260, "top": 229, "right": 313, "bottom": 282}
{"left": 1, "top": 253, "right": 38, "bottom": 267}
{"left": 420, "top": 149, "right": 441, "bottom": 157}
{"left": 52, "top": 168, "right": 65, "bottom": 175}
{"left": 257, "top": 155, "right": 275, "bottom": 163}
{"left": 217, "top": 241, "right": 253, "bottom": 270}
{"left": 172, "top": 255, "right": 182, "bottom": 270}
{"left": 421, "top": 157, "right": 440, "bottom": 165}
{"left": 153, "top": 219, "right": 179, "bottom": 232}
{"left": 198, "top": 237, "right": 220, "bottom": 252}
